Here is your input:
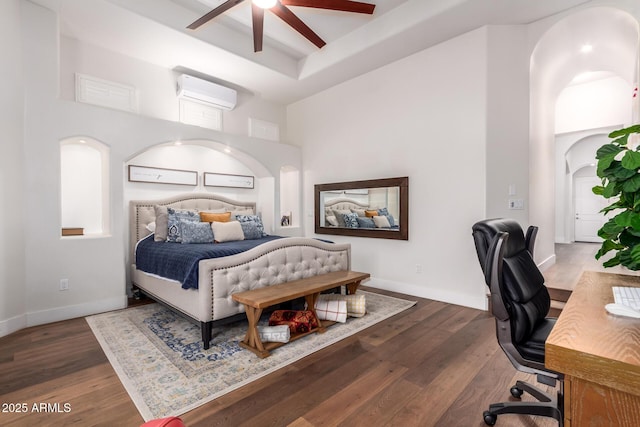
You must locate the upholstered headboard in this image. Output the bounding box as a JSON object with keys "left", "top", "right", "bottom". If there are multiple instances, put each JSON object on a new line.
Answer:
{"left": 323, "top": 198, "right": 369, "bottom": 216}
{"left": 129, "top": 193, "right": 256, "bottom": 259}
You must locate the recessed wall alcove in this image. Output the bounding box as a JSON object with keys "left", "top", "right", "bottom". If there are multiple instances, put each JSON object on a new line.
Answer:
{"left": 60, "top": 136, "right": 110, "bottom": 237}
{"left": 124, "top": 140, "right": 281, "bottom": 236}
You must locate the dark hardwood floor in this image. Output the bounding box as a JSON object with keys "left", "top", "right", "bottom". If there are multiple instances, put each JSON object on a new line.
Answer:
{"left": 2, "top": 242, "right": 606, "bottom": 427}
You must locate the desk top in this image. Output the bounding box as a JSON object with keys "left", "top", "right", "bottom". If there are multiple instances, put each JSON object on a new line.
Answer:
{"left": 545, "top": 271, "right": 640, "bottom": 396}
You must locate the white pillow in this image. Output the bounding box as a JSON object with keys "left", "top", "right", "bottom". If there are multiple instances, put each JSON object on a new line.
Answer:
{"left": 373, "top": 215, "right": 391, "bottom": 228}
{"left": 314, "top": 299, "right": 347, "bottom": 323}
{"left": 317, "top": 293, "right": 366, "bottom": 317}
{"left": 211, "top": 220, "right": 245, "bottom": 243}
{"left": 326, "top": 215, "right": 339, "bottom": 226}
{"left": 145, "top": 221, "right": 156, "bottom": 232}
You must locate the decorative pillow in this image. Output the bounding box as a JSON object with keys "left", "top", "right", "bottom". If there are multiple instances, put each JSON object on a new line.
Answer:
{"left": 268, "top": 310, "right": 319, "bottom": 334}
{"left": 377, "top": 207, "right": 390, "bottom": 216}
{"left": 373, "top": 215, "right": 391, "bottom": 228}
{"left": 317, "top": 293, "right": 366, "bottom": 317}
{"left": 145, "top": 221, "right": 156, "bottom": 233}
{"left": 342, "top": 213, "right": 359, "bottom": 228}
{"left": 230, "top": 209, "right": 254, "bottom": 219}
{"left": 386, "top": 215, "right": 395, "bottom": 227}
{"left": 364, "top": 209, "right": 379, "bottom": 218}
{"left": 350, "top": 208, "right": 367, "bottom": 217}
{"left": 257, "top": 325, "right": 290, "bottom": 343}
{"left": 199, "top": 211, "right": 231, "bottom": 223}
{"left": 326, "top": 215, "right": 339, "bottom": 227}
{"left": 154, "top": 205, "right": 168, "bottom": 242}
{"left": 314, "top": 299, "right": 347, "bottom": 323}
{"left": 180, "top": 221, "right": 214, "bottom": 244}
{"left": 211, "top": 220, "right": 245, "bottom": 243}
{"left": 356, "top": 217, "right": 375, "bottom": 228}
{"left": 240, "top": 220, "right": 263, "bottom": 240}
{"left": 332, "top": 209, "right": 352, "bottom": 227}
{"left": 235, "top": 214, "right": 267, "bottom": 236}
{"left": 166, "top": 208, "right": 200, "bottom": 242}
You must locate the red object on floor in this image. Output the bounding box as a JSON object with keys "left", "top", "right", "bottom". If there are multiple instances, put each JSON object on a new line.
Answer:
{"left": 140, "top": 416, "right": 185, "bottom": 427}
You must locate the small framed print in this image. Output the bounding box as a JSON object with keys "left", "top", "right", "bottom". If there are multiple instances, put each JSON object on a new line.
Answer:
{"left": 128, "top": 165, "right": 198, "bottom": 186}
{"left": 204, "top": 172, "right": 254, "bottom": 189}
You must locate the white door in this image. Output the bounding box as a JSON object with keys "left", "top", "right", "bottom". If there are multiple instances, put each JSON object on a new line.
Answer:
{"left": 574, "top": 176, "right": 608, "bottom": 242}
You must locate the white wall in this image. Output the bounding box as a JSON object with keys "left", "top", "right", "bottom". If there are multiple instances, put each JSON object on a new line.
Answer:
{"left": 0, "top": 1, "right": 302, "bottom": 337}
{"left": 288, "top": 28, "right": 490, "bottom": 309}
{"left": 485, "top": 26, "right": 530, "bottom": 225}
{"left": 0, "top": 0, "right": 27, "bottom": 336}
{"left": 556, "top": 76, "right": 632, "bottom": 134}
{"left": 59, "top": 35, "right": 288, "bottom": 141}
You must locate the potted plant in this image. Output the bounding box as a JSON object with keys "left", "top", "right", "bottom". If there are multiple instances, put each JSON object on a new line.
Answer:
{"left": 593, "top": 124, "right": 640, "bottom": 269}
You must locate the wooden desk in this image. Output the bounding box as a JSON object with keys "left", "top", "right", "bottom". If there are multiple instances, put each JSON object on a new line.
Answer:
{"left": 546, "top": 271, "right": 640, "bottom": 427}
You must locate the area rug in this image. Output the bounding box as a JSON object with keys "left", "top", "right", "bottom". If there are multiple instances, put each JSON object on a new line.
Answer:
{"left": 86, "top": 290, "right": 416, "bottom": 421}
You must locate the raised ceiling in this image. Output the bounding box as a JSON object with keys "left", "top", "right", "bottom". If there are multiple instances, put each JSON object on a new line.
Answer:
{"left": 33, "top": 0, "right": 594, "bottom": 104}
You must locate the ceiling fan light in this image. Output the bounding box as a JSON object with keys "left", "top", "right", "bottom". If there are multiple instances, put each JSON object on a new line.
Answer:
{"left": 253, "top": 0, "right": 277, "bottom": 9}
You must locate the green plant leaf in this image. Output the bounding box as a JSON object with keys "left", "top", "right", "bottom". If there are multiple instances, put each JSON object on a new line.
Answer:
{"left": 596, "top": 143, "right": 623, "bottom": 158}
{"left": 592, "top": 185, "right": 604, "bottom": 195}
{"left": 614, "top": 163, "right": 640, "bottom": 179}
{"left": 622, "top": 150, "right": 640, "bottom": 169}
{"left": 622, "top": 174, "right": 640, "bottom": 192}
{"left": 599, "top": 218, "right": 624, "bottom": 239}
{"left": 595, "top": 239, "right": 624, "bottom": 259}
{"left": 615, "top": 210, "right": 631, "bottom": 227}
{"left": 609, "top": 124, "right": 640, "bottom": 139}
{"left": 596, "top": 145, "right": 623, "bottom": 177}
{"left": 630, "top": 214, "right": 640, "bottom": 231}
{"left": 602, "top": 181, "right": 619, "bottom": 198}
{"left": 602, "top": 253, "right": 621, "bottom": 267}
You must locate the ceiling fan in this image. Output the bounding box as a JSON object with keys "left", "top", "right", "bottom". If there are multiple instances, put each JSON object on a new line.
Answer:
{"left": 187, "top": 0, "right": 376, "bottom": 53}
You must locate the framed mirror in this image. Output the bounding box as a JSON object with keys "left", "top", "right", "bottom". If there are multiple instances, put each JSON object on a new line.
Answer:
{"left": 315, "top": 177, "right": 408, "bottom": 240}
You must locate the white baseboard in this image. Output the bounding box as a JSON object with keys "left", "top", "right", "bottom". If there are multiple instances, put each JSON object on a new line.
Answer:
{"left": 0, "top": 314, "right": 28, "bottom": 339}
{"left": 537, "top": 253, "right": 556, "bottom": 272}
{"left": 365, "top": 277, "right": 487, "bottom": 311}
{"left": 0, "top": 296, "right": 128, "bottom": 338}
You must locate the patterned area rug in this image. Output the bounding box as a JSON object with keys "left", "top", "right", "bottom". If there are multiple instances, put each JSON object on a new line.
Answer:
{"left": 86, "top": 290, "right": 416, "bottom": 421}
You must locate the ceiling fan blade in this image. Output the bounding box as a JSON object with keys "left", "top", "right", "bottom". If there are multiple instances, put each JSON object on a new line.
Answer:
{"left": 252, "top": 4, "right": 264, "bottom": 52}
{"left": 187, "top": 0, "right": 245, "bottom": 30}
{"left": 271, "top": 3, "right": 326, "bottom": 49}
{"left": 280, "top": 0, "right": 375, "bottom": 14}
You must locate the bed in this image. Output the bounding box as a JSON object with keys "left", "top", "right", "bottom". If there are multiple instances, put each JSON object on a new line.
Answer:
{"left": 323, "top": 198, "right": 370, "bottom": 227}
{"left": 130, "top": 193, "right": 351, "bottom": 349}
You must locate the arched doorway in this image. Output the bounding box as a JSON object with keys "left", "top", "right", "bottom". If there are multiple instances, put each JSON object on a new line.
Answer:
{"left": 530, "top": 6, "right": 639, "bottom": 265}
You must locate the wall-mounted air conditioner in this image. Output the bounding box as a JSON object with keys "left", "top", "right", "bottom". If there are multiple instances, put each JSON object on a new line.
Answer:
{"left": 176, "top": 74, "right": 237, "bottom": 110}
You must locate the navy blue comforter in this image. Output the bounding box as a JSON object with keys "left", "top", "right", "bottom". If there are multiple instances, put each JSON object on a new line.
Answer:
{"left": 135, "top": 234, "right": 283, "bottom": 289}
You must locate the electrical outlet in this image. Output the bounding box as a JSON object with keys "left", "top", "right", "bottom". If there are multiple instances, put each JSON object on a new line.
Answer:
{"left": 59, "top": 278, "right": 69, "bottom": 291}
{"left": 415, "top": 264, "right": 422, "bottom": 274}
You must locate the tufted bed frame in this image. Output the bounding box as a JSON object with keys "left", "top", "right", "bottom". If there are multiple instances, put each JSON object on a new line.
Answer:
{"left": 130, "top": 193, "right": 351, "bottom": 349}
{"left": 323, "top": 198, "right": 369, "bottom": 226}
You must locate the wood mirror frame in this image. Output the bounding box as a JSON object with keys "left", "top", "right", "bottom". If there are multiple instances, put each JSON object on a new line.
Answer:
{"left": 314, "top": 177, "right": 408, "bottom": 240}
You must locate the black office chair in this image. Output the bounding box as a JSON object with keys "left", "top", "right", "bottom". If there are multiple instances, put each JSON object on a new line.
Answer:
{"left": 472, "top": 218, "right": 563, "bottom": 426}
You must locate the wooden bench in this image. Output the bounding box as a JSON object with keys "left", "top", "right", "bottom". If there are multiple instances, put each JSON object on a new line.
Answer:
{"left": 231, "top": 270, "right": 370, "bottom": 358}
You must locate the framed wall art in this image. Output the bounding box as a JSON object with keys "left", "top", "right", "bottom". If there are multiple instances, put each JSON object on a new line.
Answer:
{"left": 204, "top": 172, "right": 254, "bottom": 189}
{"left": 128, "top": 165, "right": 198, "bottom": 186}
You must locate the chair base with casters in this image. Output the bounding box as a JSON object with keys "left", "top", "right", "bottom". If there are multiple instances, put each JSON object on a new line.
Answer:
{"left": 483, "top": 376, "right": 563, "bottom": 426}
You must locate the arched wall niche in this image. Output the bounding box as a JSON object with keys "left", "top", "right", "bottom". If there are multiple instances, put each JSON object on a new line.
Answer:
{"left": 60, "top": 135, "right": 110, "bottom": 236}
{"left": 123, "top": 139, "right": 277, "bottom": 235}
{"left": 530, "top": 5, "right": 639, "bottom": 266}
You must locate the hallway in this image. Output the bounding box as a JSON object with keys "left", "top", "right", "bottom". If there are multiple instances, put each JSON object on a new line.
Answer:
{"left": 544, "top": 242, "right": 640, "bottom": 292}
